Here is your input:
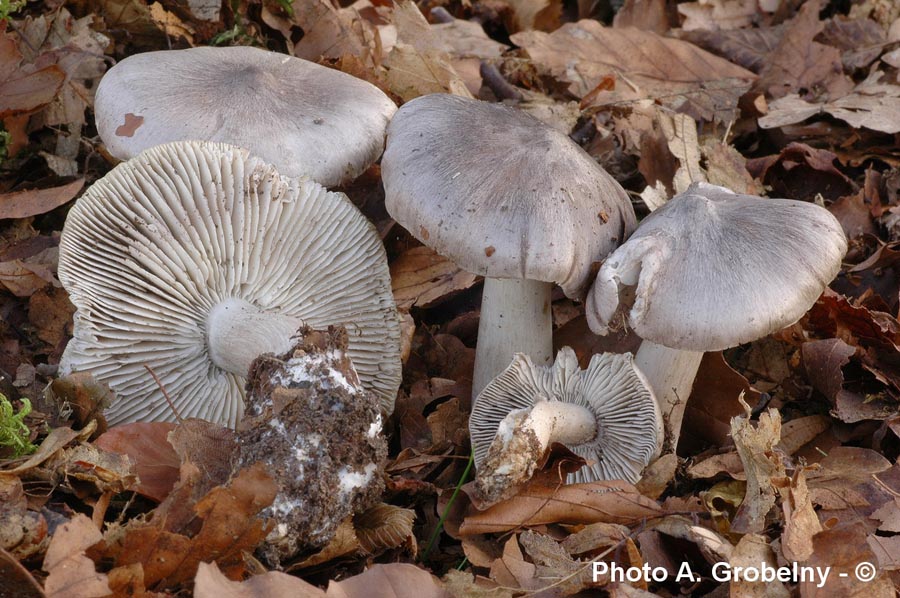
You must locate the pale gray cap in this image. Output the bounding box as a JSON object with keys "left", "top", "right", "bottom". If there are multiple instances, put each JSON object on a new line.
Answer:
{"left": 59, "top": 141, "right": 402, "bottom": 425}
{"left": 469, "top": 347, "right": 662, "bottom": 484}
{"left": 381, "top": 94, "right": 636, "bottom": 299}
{"left": 95, "top": 46, "right": 397, "bottom": 187}
{"left": 587, "top": 182, "right": 848, "bottom": 351}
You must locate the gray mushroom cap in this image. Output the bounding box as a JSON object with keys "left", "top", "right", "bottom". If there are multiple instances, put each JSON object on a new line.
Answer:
{"left": 59, "top": 141, "right": 402, "bottom": 425}
{"left": 381, "top": 94, "right": 636, "bottom": 298}
{"left": 95, "top": 46, "right": 397, "bottom": 187}
{"left": 469, "top": 347, "right": 662, "bottom": 484}
{"left": 587, "top": 182, "right": 848, "bottom": 351}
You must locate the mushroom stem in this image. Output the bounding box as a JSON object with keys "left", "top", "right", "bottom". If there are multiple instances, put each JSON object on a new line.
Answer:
{"left": 207, "top": 297, "right": 305, "bottom": 376}
{"left": 475, "top": 397, "right": 595, "bottom": 503}
{"left": 473, "top": 278, "right": 553, "bottom": 397}
{"left": 633, "top": 340, "right": 703, "bottom": 453}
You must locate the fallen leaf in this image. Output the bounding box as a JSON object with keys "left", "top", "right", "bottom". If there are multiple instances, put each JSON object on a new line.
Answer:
{"left": 679, "top": 25, "right": 783, "bottom": 73}
{"left": 760, "top": 70, "right": 900, "bottom": 134}
{"left": 800, "top": 522, "right": 894, "bottom": 597}
{"left": 729, "top": 533, "right": 789, "bottom": 598}
{"left": 0, "top": 476, "right": 48, "bottom": 559}
{"left": 867, "top": 534, "right": 900, "bottom": 570}
{"left": 512, "top": 20, "right": 756, "bottom": 122}
{"left": 612, "top": 0, "right": 669, "bottom": 33}
{"left": 519, "top": 529, "right": 595, "bottom": 595}
{"left": 194, "top": 561, "right": 325, "bottom": 597}
{"left": 678, "top": 0, "right": 758, "bottom": 32}
{"left": 746, "top": 142, "right": 854, "bottom": 202}
{"left": 0, "top": 547, "right": 44, "bottom": 598}
{"left": 754, "top": 0, "right": 854, "bottom": 101}
{"left": 354, "top": 502, "right": 416, "bottom": 554}
{"left": 325, "top": 562, "right": 450, "bottom": 597}
{"left": 0, "top": 29, "right": 65, "bottom": 118}
{"left": 460, "top": 480, "right": 662, "bottom": 535}
{"left": 94, "top": 422, "right": 178, "bottom": 502}
{"left": 489, "top": 535, "right": 538, "bottom": 591}
{"left": 777, "top": 468, "right": 822, "bottom": 561}
{"left": 730, "top": 407, "right": 785, "bottom": 534}
{"left": 390, "top": 246, "right": 479, "bottom": 310}
{"left": 0, "top": 179, "right": 83, "bottom": 220}
{"left": 43, "top": 514, "right": 110, "bottom": 598}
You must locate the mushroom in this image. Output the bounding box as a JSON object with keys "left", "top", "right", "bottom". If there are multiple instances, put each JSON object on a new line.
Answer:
{"left": 381, "top": 94, "right": 636, "bottom": 395}
{"left": 94, "top": 46, "right": 397, "bottom": 187}
{"left": 59, "top": 141, "right": 402, "bottom": 426}
{"left": 470, "top": 347, "right": 662, "bottom": 503}
{"left": 586, "top": 182, "right": 848, "bottom": 450}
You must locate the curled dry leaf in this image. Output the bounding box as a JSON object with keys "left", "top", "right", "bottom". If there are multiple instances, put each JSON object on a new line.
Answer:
{"left": 460, "top": 480, "right": 662, "bottom": 535}
{"left": 0, "top": 547, "right": 44, "bottom": 598}
{"left": 777, "top": 468, "right": 822, "bottom": 562}
{"left": 354, "top": 502, "right": 416, "bottom": 555}
{"left": 730, "top": 407, "right": 785, "bottom": 534}
{"left": 0, "top": 476, "right": 48, "bottom": 559}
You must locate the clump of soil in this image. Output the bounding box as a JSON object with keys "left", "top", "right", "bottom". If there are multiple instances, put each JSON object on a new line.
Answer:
{"left": 234, "top": 325, "right": 388, "bottom": 567}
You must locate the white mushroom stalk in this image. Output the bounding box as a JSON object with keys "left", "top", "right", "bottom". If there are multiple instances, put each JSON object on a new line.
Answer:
{"left": 381, "top": 94, "right": 636, "bottom": 397}
{"left": 470, "top": 348, "right": 662, "bottom": 504}
{"left": 587, "top": 182, "right": 848, "bottom": 452}
{"left": 59, "top": 141, "right": 402, "bottom": 426}
{"left": 474, "top": 278, "right": 553, "bottom": 397}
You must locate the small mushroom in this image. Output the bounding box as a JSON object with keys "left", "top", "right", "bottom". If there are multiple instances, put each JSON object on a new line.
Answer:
{"left": 470, "top": 347, "right": 662, "bottom": 503}
{"left": 235, "top": 325, "right": 387, "bottom": 566}
{"left": 381, "top": 94, "right": 636, "bottom": 395}
{"left": 94, "top": 46, "right": 397, "bottom": 187}
{"left": 59, "top": 141, "right": 402, "bottom": 425}
{"left": 586, "top": 182, "right": 848, "bottom": 450}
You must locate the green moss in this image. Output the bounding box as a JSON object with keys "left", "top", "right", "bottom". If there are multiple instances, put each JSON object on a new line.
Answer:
{"left": 0, "top": 394, "right": 37, "bottom": 457}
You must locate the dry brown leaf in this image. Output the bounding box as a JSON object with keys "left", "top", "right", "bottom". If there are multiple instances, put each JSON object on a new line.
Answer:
{"left": 293, "top": 0, "right": 379, "bottom": 65}
{"left": 0, "top": 247, "right": 60, "bottom": 297}
{"left": 194, "top": 561, "right": 325, "bottom": 598}
{"left": 0, "top": 29, "right": 65, "bottom": 118}
{"left": 679, "top": 25, "right": 783, "bottom": 73}
{"left": 730, "top": 407, "right": 785, "bottom": 534}
{"left": 0, "top": 426, "right": 79, "bottom": 476}
{"left": 867, "top": 534, "right": 900, "bottom": 570}
{"left": 94, "top": 422, "right": 181, "bottom": 502}
{"left": 460, "top": 480, "right": 662, "bottom": 535}
{"left": 776, "top": 415, "right": 830, "bottom": 456}
{"left": 678, "top": 0, "right": 758, "bottom": 32}
{"left": 777, "top": 468, "right": 822, "bottom": 562}
{"left": 701, "top": 138, "right": 765, "bottom": 196}
{"left": 390, "top": 246, "right": 479, "bottom": 310}
{"left": 512, "top": 20, "right": 755, "bottom": 122}
{"left": 612, "top": 0, "right": 669, "bottom": 34}
{"left": 60, "top": 443, "right": 137, "bottom": 494}
{"left": 28, "top": 286, "right": 75, "bottom": 350}
{"left": 442, "top": 569, "right": 513, "bottom": 598}
{"left": 561, "top": 521, "right": 630, "bottom": 555}
{"left": 431, "top": 19, "right": 508, "bottom": 59}
{"left": 0, "top": 547, "right": 44, "bottom": 598}
{"left": 489, "top": 535, "right": 539, "bottom": 591}
{"left": 800, "top": 522, "right": 895, "bottom": 597}
{"left": 503, "top": 0, "right": 561, "bottom": 33}
{"left": 43, "top": 373, "right": 112, "bottom": 434}
{"left": 325, "top": 563, "right": 450, "bottom": 597}
{"left": 688, "top": 451, "right": 745, "bottom": 479}
{"left": 0, "top": 179, "right": 83, "bottom": 220}
{"left": 106, "top": 464, "right": 276, "bottom": 590}
{"left": 651, "top": 516, "right": 733, "bottom": 564}
{"left": 43, "top": 514, "right": 110, "bottom": 598}
{"left": 760, "top": 70, "right": 900, "bottom": 133}
{"left": 383, "top": 45, "right": 472, "bottom": 101}
{"left": 729, "top": 534, "right": 789, "bottom": 598}
{"left": 754, "top": 0, "right": 853, "bottom": 101}
{"left": 519, "top": 529, "right": 595, "bottom": 595}
{"left": 354, "top": 503, "right": 416, "bottom": 554}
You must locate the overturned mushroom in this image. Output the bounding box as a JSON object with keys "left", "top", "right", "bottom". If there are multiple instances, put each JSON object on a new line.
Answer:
{"left": 587, "top": 182, "right": 847, "bottom": 451}
{"left": 235, "top": 326, "right": 387, "bottom": 566}
{"left": 95, "top": 46, "right": 397, "bottom": 187}
{"left": 381, "top": 94, "right": 635, "bottom": 396}
{"left": 59, "top": 141, "right": 401, "bottom": 425}
{"left": 470, "top": 347, "right": 661, "bottom": 503}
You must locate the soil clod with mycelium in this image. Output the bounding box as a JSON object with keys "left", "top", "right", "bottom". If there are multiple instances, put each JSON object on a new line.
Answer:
{"left": 234, "top": 325, "right": 387, "bottom": 567}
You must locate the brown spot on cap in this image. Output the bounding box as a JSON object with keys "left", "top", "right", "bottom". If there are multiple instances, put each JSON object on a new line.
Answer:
{"left": 485, "top": 246, "right": 495, "bottom": 257}
{"left": 115, "top": 113, "right": 144, "bottom": 138}
{"left": 420, "top": 226, "right": 430, "bottom": 241}
{"left": 598, "top": 210, "right": 609, "bottom": 223}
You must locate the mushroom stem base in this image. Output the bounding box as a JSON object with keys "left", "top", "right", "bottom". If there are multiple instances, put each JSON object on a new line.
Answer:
{"left": 473, "top": 278, "right": 553, "bottom": 398}
{"left": 207, "top": 297, "right": 305, "bottom": 376}
{"left": 634, "top": 341, "right": 703, "bottom": 453}
{"left": 474, "top": 399, "right": 595, "bottom": 504}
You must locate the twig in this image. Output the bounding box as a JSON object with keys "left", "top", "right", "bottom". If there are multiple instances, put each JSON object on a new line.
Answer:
{"left": 144, "top": 364, "right": 183, "bottom": 423}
